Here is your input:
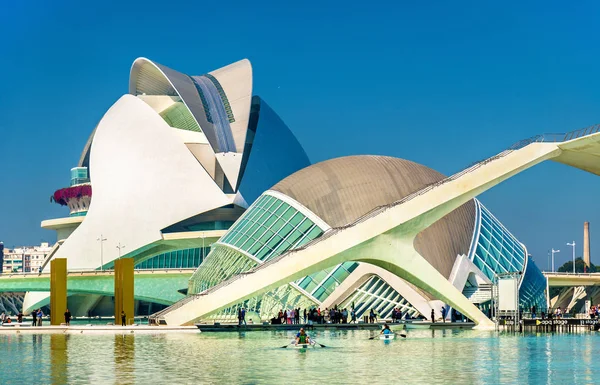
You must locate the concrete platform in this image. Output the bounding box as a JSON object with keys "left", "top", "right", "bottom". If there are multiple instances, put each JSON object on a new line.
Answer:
{"left": 196, "top": 323, "right": 385, "bottom": 332}
{"left": 195, "top": 321, "right": 474, "bottom": 332}
{"left": 430, "top": 322, "right": 475, "bottom": 329}
{"left": 0, "top": 323, "right": 198, "bottom": 335}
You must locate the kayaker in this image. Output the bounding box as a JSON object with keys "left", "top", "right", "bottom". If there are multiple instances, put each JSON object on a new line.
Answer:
{"left": 295, "top": 327, "right": 311, "bottom": 345}
{"left": 380, "top": 324, "right": 392, "bottom": 335}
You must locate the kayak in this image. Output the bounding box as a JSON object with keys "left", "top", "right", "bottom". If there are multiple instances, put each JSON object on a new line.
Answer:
{"left": 294, "top": 343, "right": 313, "bottom": 349}
{"left": 380, "top": 334, "right": 395, "bottom": 340}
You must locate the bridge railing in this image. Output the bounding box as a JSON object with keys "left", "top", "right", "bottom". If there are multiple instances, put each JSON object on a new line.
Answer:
{"left": 0, "top": 267, "right": 196, "bottom": 278}
{"left": 544, "top": 272, "right": 600, "bottom": 277}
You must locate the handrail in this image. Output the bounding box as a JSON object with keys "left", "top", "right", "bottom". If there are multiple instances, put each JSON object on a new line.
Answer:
{"left": 149, "top": 123, "right": 600, "bottom": 322}
{"left": 0, "top": 267, "right": 196, "bottom": 278}
{"left": 543, "top": 272, "right": 600, "bottom": 277}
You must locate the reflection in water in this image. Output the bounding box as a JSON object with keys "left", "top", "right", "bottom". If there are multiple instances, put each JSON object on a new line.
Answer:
{"left": 50, "top": 334, "right": 68, "bottom": 385}
{"left": 115, "top": 334, "right": 135, "bottom": 384}
{"left": 1, "top": 330, "right": 600, "bottom": 383}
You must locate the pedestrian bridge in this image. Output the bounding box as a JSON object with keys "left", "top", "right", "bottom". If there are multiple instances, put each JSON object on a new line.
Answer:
{"left": 0, "top": 269, "right": 195, "bottom": 305}
{"left": 544, "top": 272, "right": 600, "bottom": 287}
{"left": 150, "top": 126, "right": 600, "bottom": 328}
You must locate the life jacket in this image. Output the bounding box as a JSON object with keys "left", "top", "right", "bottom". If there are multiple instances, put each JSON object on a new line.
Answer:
{"left": 298, "top": 334, "right": 307, "bottom": 343}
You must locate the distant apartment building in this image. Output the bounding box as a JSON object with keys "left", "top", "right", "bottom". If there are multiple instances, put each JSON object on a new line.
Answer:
{"left": 2, "top": 242, "right": 53, "bottom": 273}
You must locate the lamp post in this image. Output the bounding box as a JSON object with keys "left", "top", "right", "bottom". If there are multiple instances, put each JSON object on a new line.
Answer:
{"left": 116, "top": 243, "right": 126, "bottom": 259}
{"left": 97, "top": 234, "right": 107, "bottom": 271}
{"left": 551, "top": 249, "right": 560, "bottom": 272}
{"left": 567, "top": 241, "right": 576, "bottom": 273}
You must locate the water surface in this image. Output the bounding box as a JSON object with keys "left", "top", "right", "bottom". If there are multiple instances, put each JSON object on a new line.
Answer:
{"left": 0, "top": 328, "right": 596, "bottom": 384}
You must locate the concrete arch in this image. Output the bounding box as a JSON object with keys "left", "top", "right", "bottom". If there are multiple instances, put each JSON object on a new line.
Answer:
{"left": 152, "top": 130, "right": 600, "bottom": 327}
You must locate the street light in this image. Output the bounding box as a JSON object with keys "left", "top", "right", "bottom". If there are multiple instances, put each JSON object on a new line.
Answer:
{"left": 567, "top": 241, "right": 576, "bottom": 274}
{"left": 97, "top": 234, "right": 107, "bottom": 271}
{"left": 551, "top": 249, "right": 560, "bottom": 272}
{"left": 116, "top": 243, "right": 126, "bottom": 259}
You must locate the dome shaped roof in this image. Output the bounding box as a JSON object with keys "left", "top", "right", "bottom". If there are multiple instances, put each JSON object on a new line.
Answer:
{"left": 271, "top": 155, "right": 476, "bottom": 280}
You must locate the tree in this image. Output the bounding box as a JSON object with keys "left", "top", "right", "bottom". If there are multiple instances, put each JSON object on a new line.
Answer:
{"left": 557, "top": 257, "right": 597, "bottom": 274}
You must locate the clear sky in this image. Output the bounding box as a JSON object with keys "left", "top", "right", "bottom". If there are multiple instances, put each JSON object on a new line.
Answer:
{"left": 1, "top": 0, "right": 598, "bottom": 270}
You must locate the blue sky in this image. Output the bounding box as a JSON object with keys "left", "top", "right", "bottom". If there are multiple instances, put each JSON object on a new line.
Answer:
{"left": 0, "top": 0, "right": 598, "bottom": 270}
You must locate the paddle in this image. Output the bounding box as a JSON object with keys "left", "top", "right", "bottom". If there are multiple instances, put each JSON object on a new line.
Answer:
{"left": 280, "top": 340, "right": 296, "bottom": 348}
{"left": 369, "top": 333, "right": 407, "bottom": 339}
{"left": 311, "top": 340, "right": 327, "bottom": 348}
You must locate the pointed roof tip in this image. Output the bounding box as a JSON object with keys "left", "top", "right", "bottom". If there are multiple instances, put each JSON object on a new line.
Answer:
{"left": 209, "top": 58, "right": 252, "bottom": 74}
{"left": 130, "top": 57, "right": 252, "bottom": 76}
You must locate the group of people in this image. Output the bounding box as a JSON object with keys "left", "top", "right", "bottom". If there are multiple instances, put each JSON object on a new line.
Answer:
{"left": 527, "top": 306, "right": 563, "bottom": 320}
{"left": 391, "top": 308, "right": 404, "bottom": 322}
{"left": 589, "top": 305, "right": 600, "bottom": 319}
{"left": 322, "top": 307, "right": 354, "bottom": 324}
{"left": 306, "top": 306, "right": 357, "bottom": 324}
{"left": 237, "top": 307, "right": 247, "bottom": 326}
{"left": 365, "top": 309, "right": 378, "bottom": 323}
{"left": 0, "top": 309, "right": 130, "bottom": 326}
{"left": 1, "top": 309, "right": 46, "bottom": 326}
{"left": 275, "top": 308, "right": 301, "bottom": 324}
{"left": 273, "top": 306, "right": 396, "bottom": 325}
{"left": 0, "top": 311, "right": 23, "bottom": 324}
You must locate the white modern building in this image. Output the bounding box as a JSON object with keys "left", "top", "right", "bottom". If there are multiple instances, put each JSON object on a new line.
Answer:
{"left": 152, "top": 126, "right": 600, "bottom": 327}
{"left": 29, "top": 57, "right": 311, "bottom": 315}
{"left": 178, "top": 156, "right": 546, "bottom": 324}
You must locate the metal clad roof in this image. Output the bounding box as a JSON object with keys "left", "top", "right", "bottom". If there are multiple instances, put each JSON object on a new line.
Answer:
{"left": 271, "top": 155, "right": 476, "bottom": 279}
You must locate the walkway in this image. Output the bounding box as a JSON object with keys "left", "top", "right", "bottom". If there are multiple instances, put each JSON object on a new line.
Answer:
{"left": 0, "top": 269, "right": 195, "bottom": 305}
{"left": 152, "top": 126, "right": 600, "bottom": 328}
{"left": 544, "top": 272, "right": 600, "bottom": 287}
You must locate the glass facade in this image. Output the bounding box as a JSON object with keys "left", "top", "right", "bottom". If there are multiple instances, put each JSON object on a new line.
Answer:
{"left": 295, "top": 262, "right": 359, "bottom": 302}
{"left": 339, "top": 276, "right": 420, "bottom": 320}
{"left": 220, "top": 194, "right": 323, "bottom": 262}
{"left": 470, "top": 200, "right": 547, "bottom": 310}
{"left": 159, "top": 102, "right": 202, "bottom": 133}
{"left": 188, "top": 245, "right": 259, "bottom": 294}
{"left": 203, "top": 284, "right": 316, "bottom": 324}
{"left": 188, "top": 193, "right": 324, "bottom": 295}
{"left": 135, "top": 247, "right": 210, "bottom": 270}
{"left": 471, "top": 202, "right": 526, "bottom": 279}
{"left": 70, "top": 167, "right": 89, "bottom": 186}
{"left": 519, "top": 256, "right": 548, "bottom": 311}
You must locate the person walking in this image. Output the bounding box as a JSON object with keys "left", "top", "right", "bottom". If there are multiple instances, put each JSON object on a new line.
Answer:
{"left": 17, "top": 311, "right": 23, "bottom": 324}
{"left": 431, "top": 309, "right": 435, "bottom": 323}
{"left": 37, "top": 309, "right": 44, "bottom": 326}
{"left": 441, "top": 307, "right": 447, "bottom": 323}
{"left": 64, "top": 309, "right": 72, "bottom": 326}
{"left": 31, "top": 310, "right": 37, "bottom": 326}
{"left": 121, "top": 310, "right": 126, "bottom": 326}
{"left": 351, "top": 308, "right": 356, "bottom": 323}
{"left": 241, "top": 307, "right": 247, "bottom": 325}
{"left": 303, "top": 308, "right": 307, "bottom": 323}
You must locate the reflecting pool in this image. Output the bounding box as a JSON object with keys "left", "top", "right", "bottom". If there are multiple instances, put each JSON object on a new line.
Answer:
{"left": 0, "top": 328, "right": 597, "bottom": 384}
